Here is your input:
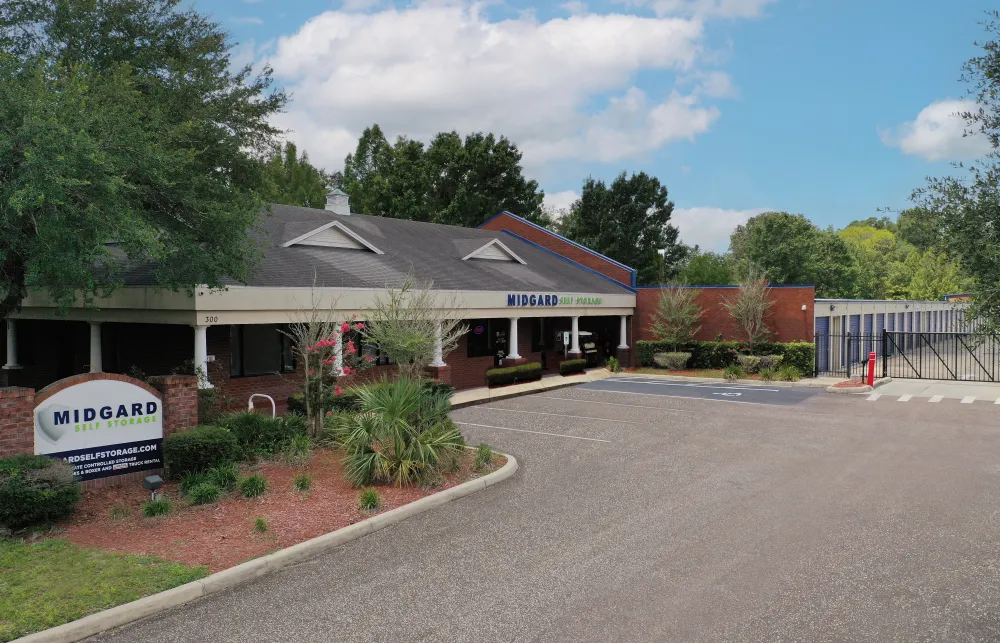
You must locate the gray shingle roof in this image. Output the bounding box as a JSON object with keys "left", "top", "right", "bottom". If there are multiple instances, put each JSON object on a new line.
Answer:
{"left": 119, "top": 205, "right": 633, "bottom": 294}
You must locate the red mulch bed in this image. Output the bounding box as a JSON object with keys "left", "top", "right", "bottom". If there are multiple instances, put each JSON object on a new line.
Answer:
{"left": 57, "top": 449, "right": 501, "bottom": 572}
{"left": 832, "top": 378, "right": 866, "bottom": 388}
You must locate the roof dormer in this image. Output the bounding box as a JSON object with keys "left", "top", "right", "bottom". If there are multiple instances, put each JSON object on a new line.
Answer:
{"left": 461, "top": 238, "right": 526, "bottom": 264}
{"left": 281, "top": 220, "right": 383, "bottom": 254}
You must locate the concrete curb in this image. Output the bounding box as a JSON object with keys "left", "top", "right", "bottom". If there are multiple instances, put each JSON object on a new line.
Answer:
{"left": 825, "top": 377, "right": 893, "bottom": 395}
{"left": 14, "top": 453, "right": 519, "bottom": 643}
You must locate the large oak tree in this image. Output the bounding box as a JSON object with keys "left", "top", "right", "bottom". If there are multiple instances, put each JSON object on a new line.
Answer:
{"left": 0, "top": 0, "right": 286, "bottom": 318}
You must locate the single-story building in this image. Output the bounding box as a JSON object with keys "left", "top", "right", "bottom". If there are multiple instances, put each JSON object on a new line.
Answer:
{"left": 2, "top": 189, "right": 818, "bottom": 409}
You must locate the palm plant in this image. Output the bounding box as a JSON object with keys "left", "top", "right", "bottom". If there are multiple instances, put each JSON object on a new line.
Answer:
{"left": 334, "top": 378, "right": 464, "bottom": 487}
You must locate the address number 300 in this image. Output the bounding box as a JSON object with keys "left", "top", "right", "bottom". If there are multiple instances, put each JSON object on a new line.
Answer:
{"left": 204, "top": 316, "right": 219, "bottom": 324}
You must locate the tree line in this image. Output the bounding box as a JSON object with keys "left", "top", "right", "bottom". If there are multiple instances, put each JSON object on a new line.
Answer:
{"left": 0, "top": 0, "right": 993, "bottom": 324}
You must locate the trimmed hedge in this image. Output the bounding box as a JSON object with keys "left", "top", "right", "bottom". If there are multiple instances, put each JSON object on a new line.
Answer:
{"left": 215, "top": 411, "right": 307, "bottom": 457}
{"left": 636, "top": 340, "right": 814, "bottom": 374}
{"left": 559, "top": 359, "right": 587, "bottom": 375}
{"left": 0, "top": 455, "right": 81, "bottom": 530}
{"left": 163, "top": 426, "right": 240, "bottom": 479}
{"left": 287, "top": 389, "right": 362, "bottom": 416}
{"left": 486, "top": 362, "right": 543, "bottom": 387}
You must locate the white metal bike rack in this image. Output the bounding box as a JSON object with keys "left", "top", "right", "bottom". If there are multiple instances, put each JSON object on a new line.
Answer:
{"left": 248, "top": 393, "right": 276, "bottom": 418}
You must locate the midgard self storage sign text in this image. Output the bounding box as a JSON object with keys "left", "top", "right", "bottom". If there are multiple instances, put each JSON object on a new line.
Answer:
{"left": 506, "top": 294, "right": 603, "bottom": 307}
{"left": 34, "top": 379, "right": 164, "bottom": 481}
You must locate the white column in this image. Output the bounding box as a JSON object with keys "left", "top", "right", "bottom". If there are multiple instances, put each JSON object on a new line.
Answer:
{"left": 334, "top": 328, "right": 344, "bottom": 376}
{"left": 429, "top": 323, "right": 446, "bottom": 367}
{"left": 89, "top": 322, "right": 103, "bottom": 373}
{"left": 618, "top": 315, "right": 628, "bottom": 349}
{"left": 507, "top": 317, "right": 522, "bottom": 359}
{"left": 193, "top": 325, "right": 212, "bottom": 388}
{"left": 570, "top": 316, "right": 581, "bottom": 354}
{"left": 3, "top": 319, "right": 20, "bottom": 370}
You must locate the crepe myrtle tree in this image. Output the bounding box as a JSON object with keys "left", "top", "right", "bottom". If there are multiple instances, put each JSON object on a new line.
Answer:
{"left": 722, "top": 265, "right": 773, "bottom": 353}
{"left": 362, "top": 275, "right": 468, "bottom": 380}
{"left": 648, "top": 282, "right": 704, "bottom": 352}
{"left": 284, "top": 292, "right": 372, "bottom": 437}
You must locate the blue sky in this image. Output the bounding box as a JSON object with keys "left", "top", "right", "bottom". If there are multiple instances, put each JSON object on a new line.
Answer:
{"left": 200, "top": 0, "right": 991, "bottom": 250}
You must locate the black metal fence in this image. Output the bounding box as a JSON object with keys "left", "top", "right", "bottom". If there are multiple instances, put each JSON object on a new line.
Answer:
{"left": 815, "top": 330, "right": 1000, "bottom": 382}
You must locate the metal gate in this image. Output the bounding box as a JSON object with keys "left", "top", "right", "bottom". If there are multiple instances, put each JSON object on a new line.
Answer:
{"left": 883, "top": 330, "right": 1000, "bottom": 381}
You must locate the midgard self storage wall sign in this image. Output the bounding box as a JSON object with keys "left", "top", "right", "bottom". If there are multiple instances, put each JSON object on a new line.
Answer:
{"left": 34, "top": 379, "right": 164, "bottom": 481}
{"left": 506, "top": 294, "right": 604, "bottom": 307}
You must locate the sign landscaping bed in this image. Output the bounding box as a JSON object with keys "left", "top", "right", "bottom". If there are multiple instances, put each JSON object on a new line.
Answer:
{"left": 2, "top": 447, "right": 505, "bottom": 641}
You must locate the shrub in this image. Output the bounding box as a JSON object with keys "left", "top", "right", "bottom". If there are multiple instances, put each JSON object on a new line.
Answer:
{"left": 188, "top": 482, "right": 222, "bottom": 505}
{"left": 197, "top": 388, "right": 223, "bottom": 425}
{"left": 486, "top": 362, "right": 542, "bottom": 387}
{"left": 0, "top": 455, "right": 81, "bottom": 530}
{"left": 239, "top": 474, "right": 268, "bottom": 498}
{"left": 757, "top": 355, "right": 784, "bottom": 370}
{"left": 736, "top": 354, "right": 761, "bottom": 373}
{"left": 142, "top": 498, "right": 171, "bottom": 517}
{"left": 283, "top": 434, "right": 311, "bottom": 463}
{"left": 215, "top": 412, "right": 307, "bottom": 458}
{"left": 294, "top": 473, "right": 312, "bottom": 492}
{"left": 358, "top": 488, "right": 382, "bottom": 511}
{"left": 635, "top": 340, "right": 814, "bottom": 374}
{"left": 253, "top": 516, "right": 269, "bottom": 533}
{"left": 423, "top": 380, "right": 455, "bottom": 397}
{"left": 109, "top": 503, "right": 131, "bottom": 520}
{"left": 559, "top": 359, "right": 587, "bottom": 376}
{"left": 288, "top": 389, "right": 362, "bottom": 416}
{"left": 207, "top": 463, "right": 239, "bottom": 491}
{"left": 652, "top": 352, "right": 691, "bottom": 370}
{"left": 163, "top": 426, "right": 239, "bottom": 479}
{"left": 778, "top": 365, "right": 802, "bottom": 382}
{"left": 473, "top": 444, "right": 493, "bottom": 471}
{"left": 337, "top": 378, "right": 465, "bottom": 487}
{"left": 180, "top": 472, "right": 208, "bottom": 496}
{"left": 758, "top": 366, "right": 777, "bottom": 382}
{"left": 723, "top": 364, "right": 745, "bottom": 381}
{"left": 606, "top": 356, "right": 621, "bottom": 373}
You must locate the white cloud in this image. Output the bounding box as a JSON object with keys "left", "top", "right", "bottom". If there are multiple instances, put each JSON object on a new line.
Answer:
{"left": 561, "top": 1, "right": 588, "bottom": 15}
{"left": 264, "top": 2, "right": 733, "bottom": 170}
{"left": 232, "top": 16, "right": 264, "bottom": 24}
{"left": 617, "top": 0, "right": 778, "bottom": 18}
{"left": 881, "top": 99, "right": 992, "bottom": 162}
{"left": 543, "top": 190, "right": 581, "bottom": 217}
{"left": 340, "top": 0, "right": 383, "bottom": 11}
{"left": 673, "top": 206, "right": 769, "bottom": 251}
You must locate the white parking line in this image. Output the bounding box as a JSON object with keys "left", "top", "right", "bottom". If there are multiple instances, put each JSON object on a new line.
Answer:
{"left": 866, "top": 394, "right": 881, "bottom": 401}
{"left": 577, "top": 388, "right": 782, "bottom": 407}
{"left": 604, "top": 379, "right": 781, "bottom": 393}
{"left": 478, "top": 407, "right": 637, "bottom": 424}
{"left": 929, "top": 395, "right": 943, "bottom": 403}
{"left": 455, "top": 422, "right": 611, "bottom": 443}
{"left": 995, "top": 397, "right": 1000, "bottom": 405}
{"left": 535, "top": 396, "right": 697, "bottom": 413}
{"left": 898, "top": 394, "right": 912, "bottom": 402}
{"left": 961, "top": 396, "right": 975, "bottom": 404}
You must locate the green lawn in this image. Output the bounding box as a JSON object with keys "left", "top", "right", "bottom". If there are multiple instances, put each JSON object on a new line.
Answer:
{"left": 0, "top": 539, "right": 208, "bottom": 642}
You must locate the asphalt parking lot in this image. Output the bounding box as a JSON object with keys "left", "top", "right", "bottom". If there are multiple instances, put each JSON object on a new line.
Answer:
{"left": 92, "top": 379, "right": 1000, "bottom": 642}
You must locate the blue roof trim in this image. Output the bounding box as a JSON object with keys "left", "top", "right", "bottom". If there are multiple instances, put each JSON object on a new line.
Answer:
{"left": 635, "top": 284, "right": 815, "bottom": 290}
{"left": 481, "top": 211, "right": 638, "bottom": 278}
{"left": 498, "top": 230, "right": 638, "bottom": 294}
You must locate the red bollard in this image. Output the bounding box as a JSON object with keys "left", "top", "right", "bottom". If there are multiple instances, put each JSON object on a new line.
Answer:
{"left": 867, "top": 351, "right": 876, "bottom": 387}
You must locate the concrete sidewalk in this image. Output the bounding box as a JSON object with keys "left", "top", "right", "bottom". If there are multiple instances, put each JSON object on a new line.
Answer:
{"left": 872, "top": 378, "right": 1000, "bottom": 401}
{"left": 613, "top": 371, "right": 845, "bottom": 389}
{"left": 450, "top": 368, "right": 613, "bottom": 408}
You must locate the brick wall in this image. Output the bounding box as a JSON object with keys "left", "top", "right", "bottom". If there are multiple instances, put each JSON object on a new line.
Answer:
{"left": 634, "top": 286, "right": 815, "bottom": 347}
{"left": 480, "top": 212, "right": 634, "bottom": 286}
{"left": 158, "top": 375, "right": 199, "bottom": 436}
{"left": 0, "top": 388, "right": 34, "bottom": 457}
